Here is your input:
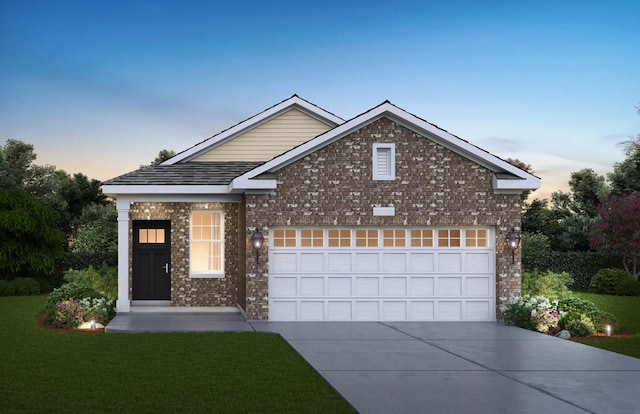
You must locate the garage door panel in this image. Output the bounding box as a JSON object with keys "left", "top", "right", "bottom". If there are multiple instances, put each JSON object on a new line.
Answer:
{"left": 383, "top": 301, "right": 407, "bottom": 320}
{"left": 356, "top": 277, "right": 379, "bottom": 296}
{"left": 300, "top": 277, "right": 324, "bottom": 296}
{"left": 300, "top": 301, "right": 324, "bottom": 320}
{"left": 438, "top": 277, "right": 462, "bottom": 296}
{"left": 328, "top": 277, "right": 352, "bottom": 296}
{"left": 300, "top": 253, "right": 324, "bottom": 272}
{"left": 439, "top": 301, "right": 462, "bottom": 320}
{"left": 355, "top": 253, "right": 379, "bottom": 271}
{"left": 438, "top": 253, "right": 462, "bottom": 272}
{"left": 383, "top": 277, "right": 407, "bottom": 296}
{"left": 328, "top": 253, "right": 352, "bottom": 272}
{"left": 410, "top": 301, "right": 435, "bottom": 320}
{"left": 465, "top": 301, "right": 491, "bottom": 320}
{"left": 382, "top": 253, "right": 406, "bottom": 272}
{"left": 271, "top": 252, "right": 297, "bottom": 272}
{"left": 465, "top": 252, "right": 491, "bottom": 273}
{"left": 466, "top": 277, "right": 490, "bottom": 296}
{"left": 411, "top": 277, "right": 435, "bottom": 296}
{"left": 270, "top": 301, "right": 297, "bottom": 321}
{"left": 409, "top": 253, "right": 435, "bottom": 272}
{"left": 271, "top": 277, "right": 297, "bottom": 296}
{"left": 328, "top": 301, "right": 352, "bottom": 320}
{"left": 356, "top": 301, "right": 379, "bottom": 320}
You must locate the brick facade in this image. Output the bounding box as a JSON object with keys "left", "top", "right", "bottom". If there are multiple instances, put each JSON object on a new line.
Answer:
{"left": 129, "top": 202, "right": 239, "bottom": 307}
{"left": 245, "top": 117, "right": 522, "bottom": 319}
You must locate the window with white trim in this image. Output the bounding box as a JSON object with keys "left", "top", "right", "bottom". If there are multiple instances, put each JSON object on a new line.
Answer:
{"left": 190, "top": 210, "right": 224, "bottom": 276}
{"left": 372, "top": 143, "right": 395, "bottom": 180}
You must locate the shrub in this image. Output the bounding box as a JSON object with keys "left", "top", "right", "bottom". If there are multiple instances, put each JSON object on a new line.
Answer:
{"left": 0, "top": 280, "right": 15, "bottom": 296}
{"left": 590, "top": 268, "right": 640, "bottom": 296}
{"left": 80, "top": 297, "right": 116, "bottom": 324}
{"left": 503, "top": 295, "right": 562, "bottom": 335}
{"left": 565, "top": 318, "right": 596, "bottom": 337}
{"left": 63, "top": 264, "right": 117, "bottom": 301}
{"left": 32, "top": 277, "right": 52, "bottom": 293}
{"left": 549, "top": 251, "right": 619, "bottom": 290}
{"left": 10, "top": 277, "right": 40, "bottom": 295}
{"left": 522, "top": 232, "right": 552, "bottom": 272}
{"left": 522, "top": 270, "right": 573, "bottom": 300}
{"left": 51, "top": 298, "right": 87, "bottom": 329}
{"left": 44, "top": 283, "right": 101, "bottom": 324}
{"left": 557, "top": 296, "right": 617, "bottom": 332}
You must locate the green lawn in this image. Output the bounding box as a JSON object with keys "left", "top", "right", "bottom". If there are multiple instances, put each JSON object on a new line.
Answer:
{"left": 575, "top": 293, "right": 640, "bottom": 359}
{"left": 0, "top": 296, "right": 354, "bottom": 413}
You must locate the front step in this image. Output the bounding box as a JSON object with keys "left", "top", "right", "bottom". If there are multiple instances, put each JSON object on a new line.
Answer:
{"left": 129, "top": 304, "right": 240, "bottom": 314}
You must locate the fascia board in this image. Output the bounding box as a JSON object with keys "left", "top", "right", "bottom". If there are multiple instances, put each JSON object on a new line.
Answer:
{"left": 228, "top": 178, "right": 277, "bottom": 191}
{"left": 102, "top": 184, "right": 231, "bottom": 196}
{"left": 162, "top": 96, "right": 344, "bottom": 165}
{"left": 493, "top": 175, "right": 541, "bottom": 190}
{"left": 112, "top": 194, "right": 242, "bottom": 203}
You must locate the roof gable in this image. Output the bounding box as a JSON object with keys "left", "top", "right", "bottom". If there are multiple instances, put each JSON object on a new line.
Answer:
{"left": 163, "top": 95, "right": 344, "bottom": 165}
{"left": 231, "top": 101, "right": 540, "bottom": 193}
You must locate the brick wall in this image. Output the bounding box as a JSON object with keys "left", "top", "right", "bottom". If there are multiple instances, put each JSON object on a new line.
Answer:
{"left": 129, "top": 202, "right": 239, "bottom": 307}
{"left": 245, "top": 117, "right": 522, "bottom": 319}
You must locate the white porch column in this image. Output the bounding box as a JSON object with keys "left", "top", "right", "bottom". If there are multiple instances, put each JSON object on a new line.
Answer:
{"left": 116, "top": 198, "right": 131, "bottom": 312}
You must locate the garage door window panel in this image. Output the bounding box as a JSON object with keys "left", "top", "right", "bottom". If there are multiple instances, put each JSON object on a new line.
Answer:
{"left": 301, "top": 229, "right": 323, "bottom": 247}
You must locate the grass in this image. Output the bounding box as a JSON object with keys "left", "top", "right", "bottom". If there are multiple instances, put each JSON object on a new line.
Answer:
{"left": 575, "top": 292, "right": 640, "bottom": 359}
{"left": 0, "top": 296, "right": 354, "bottom": 413}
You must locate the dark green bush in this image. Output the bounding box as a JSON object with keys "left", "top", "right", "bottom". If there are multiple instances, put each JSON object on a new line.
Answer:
{"left": 44, "top": 283, "right": 101, "bottom": 324}
{"left": 590, "top": 268, "right": 640, "bottom": 296}
{"left": 32, "top": 277, "right": 52, "bottom": 293}
{"left": 63, "top": 264, "right": 117, "bottom": 301}
{"left": 0, "top": 280, "right": 15, "bottom": 296}
{"left": 522, "top": 270, "right": 573, "bottom": 300}
{"left": 10, "top": 277, "right": 40, "bottom": 295}
{"left": 522, "top": 232, "right": 552, "bottom": 272}
{"left": 549, "top": 251, "right": 620, "bottom": 290}
{"left": 557, "top": 296, "right": 618, "bottom": 332}
{"left": 564, "top": 318, "right": 596, "bottom": 337}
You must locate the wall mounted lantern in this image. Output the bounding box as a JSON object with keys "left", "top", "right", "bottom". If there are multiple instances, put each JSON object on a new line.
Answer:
{"left": 251, "top": 227, "right": 264, "bottom": 265}
{"left": 506, "top": 228, "right": 521, "bottom": 264}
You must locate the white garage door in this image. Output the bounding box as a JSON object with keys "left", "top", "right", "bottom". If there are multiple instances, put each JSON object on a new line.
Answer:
{"left": 268, "top": 227, "right": 495, "bottom": 321}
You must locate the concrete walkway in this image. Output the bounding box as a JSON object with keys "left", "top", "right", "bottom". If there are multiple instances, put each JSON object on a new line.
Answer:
{"left": 107, "top": 315, "right": 640, "bottom": 414}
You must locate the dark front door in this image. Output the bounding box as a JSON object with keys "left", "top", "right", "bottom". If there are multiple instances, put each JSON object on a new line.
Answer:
{"left": 132, "top": 220, "right": 171, "bottom": 300}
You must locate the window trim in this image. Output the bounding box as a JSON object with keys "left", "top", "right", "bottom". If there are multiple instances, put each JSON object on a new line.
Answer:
{"left": 189, "top": 210, "right": 225, "bottom": 278}
{"left": 372, "top": 143, "right": 395, "bottom": 180}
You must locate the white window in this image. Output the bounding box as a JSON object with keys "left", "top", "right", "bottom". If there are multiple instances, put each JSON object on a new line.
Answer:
{"left": 190, "top": 210, "right": 224, "bottom": 277}
{"left": 372, "top": 143, "right": 395, "bottom": 180}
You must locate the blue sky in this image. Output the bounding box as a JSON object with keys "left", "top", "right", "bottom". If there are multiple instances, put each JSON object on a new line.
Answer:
{"left": 1, "top": 0, "right": 639, "bottom": 200}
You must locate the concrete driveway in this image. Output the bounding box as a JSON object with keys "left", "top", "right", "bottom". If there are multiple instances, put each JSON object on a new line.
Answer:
{"left": 251, "top": 321, "right": 640, "bottom": 414}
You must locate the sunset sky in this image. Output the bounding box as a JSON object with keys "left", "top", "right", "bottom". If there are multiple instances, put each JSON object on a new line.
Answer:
{"left": 1, "top": 0, "right": 639, "bottom": 200}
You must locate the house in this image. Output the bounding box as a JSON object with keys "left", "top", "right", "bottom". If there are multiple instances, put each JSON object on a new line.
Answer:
{"left": 102, "top": 95, "right": 539, "bottom": 321}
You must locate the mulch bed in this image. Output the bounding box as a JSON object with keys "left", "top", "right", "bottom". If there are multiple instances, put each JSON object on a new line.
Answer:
{"left": 569, "top": 331, "right": 634, "bottom": 342}
{"left": 36, "top": 312, "right": 106, "bottom": 333}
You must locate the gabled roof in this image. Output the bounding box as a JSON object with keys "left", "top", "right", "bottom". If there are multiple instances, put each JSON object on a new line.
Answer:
{"left": 230, "top": 101, "right": 540, "bottom": 193}
{"left": 162, "top": 95, "right": 345, "bottom": 165}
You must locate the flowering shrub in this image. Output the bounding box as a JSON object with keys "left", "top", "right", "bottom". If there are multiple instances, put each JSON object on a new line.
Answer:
{"left": 50, "top": 297, "right": 115, "bottom": 328}
{"left": 51, "top": 299, "right": 87, "bottom": 329}
{"left": 503, "top": 295, "right": 563, "bottom": 335}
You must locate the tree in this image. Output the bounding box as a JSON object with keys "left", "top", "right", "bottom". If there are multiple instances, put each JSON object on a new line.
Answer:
{"left": 141, "top": 149, "right": 176, "bottom": 168}
{"left": 590, "top": 194, "right": 640, "bottom": 280}
{"left": 0, "top": 187, "right": 65, "bottom": 279}
{"left": 0, "top": 139, "right": 37, "bottom": 188}
{"left": 72, "top": 203, "right": 117, "bottom": 264}
{"left": 608, "top": 150, "right": 640, "bottom": 196}
{"left": 568, "top": 169, "right": 608, "bottom": 217}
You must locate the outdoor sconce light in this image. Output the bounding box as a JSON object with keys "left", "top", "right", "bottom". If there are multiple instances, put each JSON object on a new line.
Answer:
{"left": 506, "top": 228, "right": 521, "bottom": 264}
{"left": 251, "top": 227, "right": 264, "bottom": 265}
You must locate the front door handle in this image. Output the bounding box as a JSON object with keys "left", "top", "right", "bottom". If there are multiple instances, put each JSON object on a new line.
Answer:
{"left": 163, "top": 263, "right": 169, "bottom": 274}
